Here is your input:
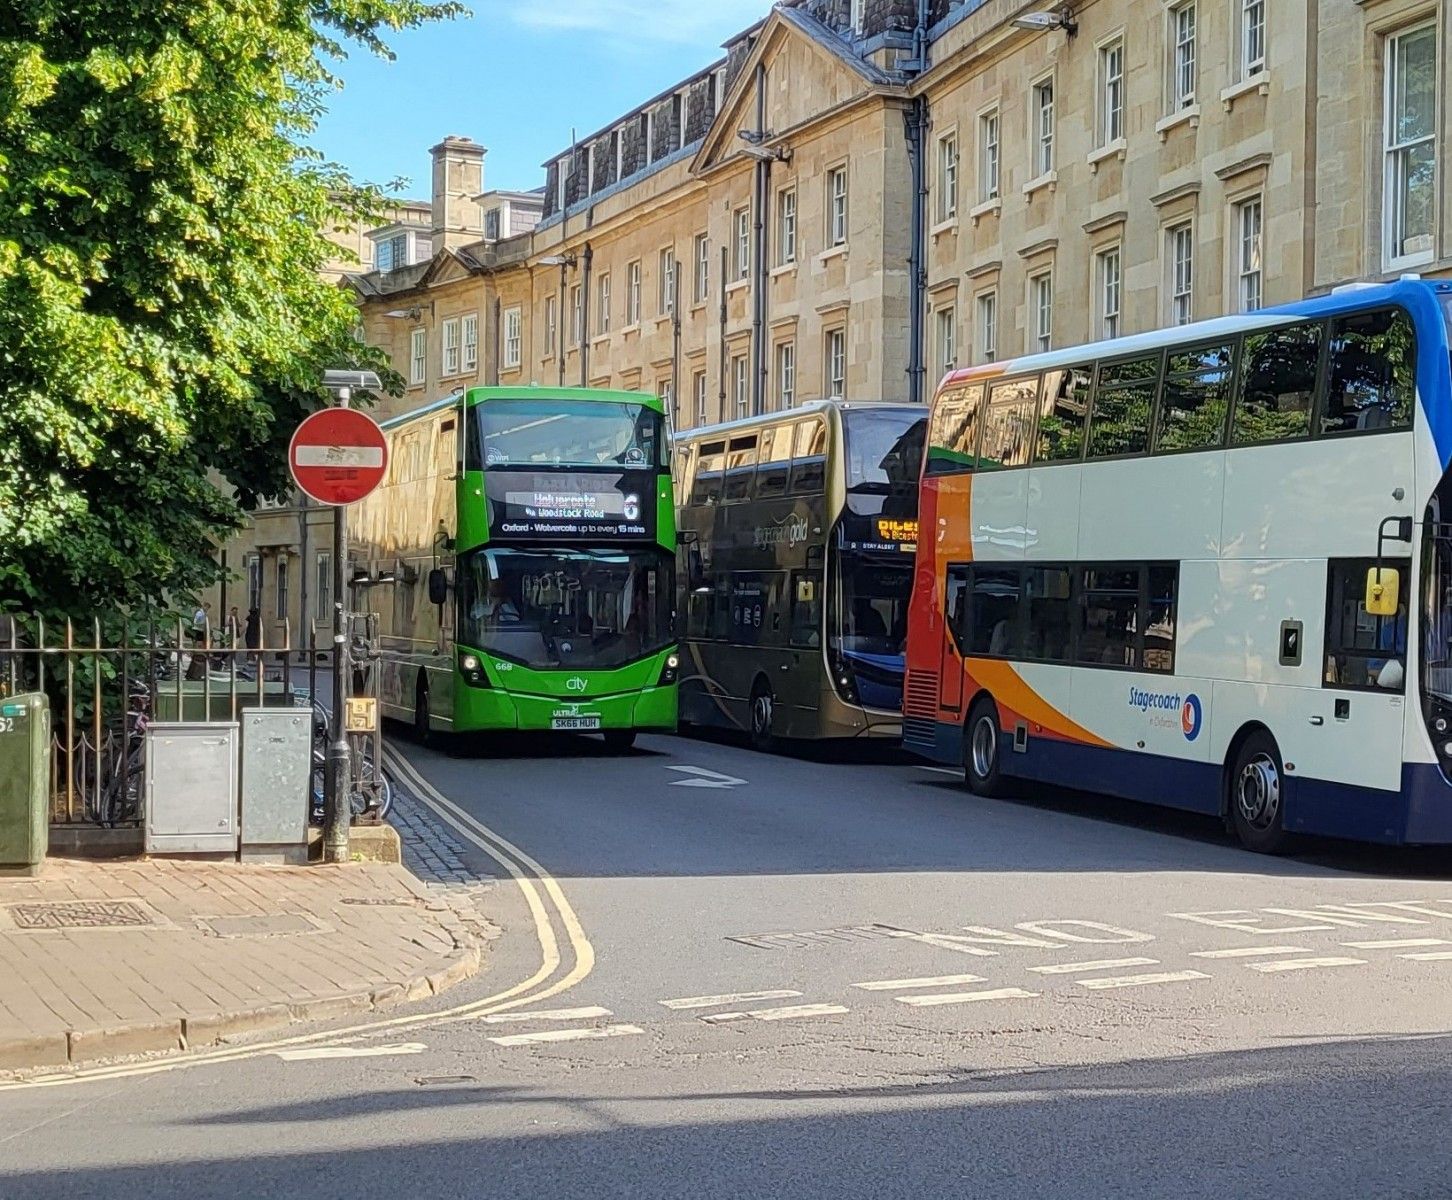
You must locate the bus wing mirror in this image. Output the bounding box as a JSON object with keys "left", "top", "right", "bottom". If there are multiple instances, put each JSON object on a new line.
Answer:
{"left": 428, "top": 568, "right": 449, "bottom": 607}
{"left": 1365, "top": 567, "right": 1400, "bottom": 617}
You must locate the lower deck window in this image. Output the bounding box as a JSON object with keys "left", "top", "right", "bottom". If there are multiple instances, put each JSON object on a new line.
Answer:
{"left": 1324, "top": 558, "right": 1407, "bottom": 691}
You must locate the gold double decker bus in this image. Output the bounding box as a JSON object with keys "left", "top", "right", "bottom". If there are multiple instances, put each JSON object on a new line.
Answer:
{"left": 673, "top": 400, "right": 926, "bottom": 750}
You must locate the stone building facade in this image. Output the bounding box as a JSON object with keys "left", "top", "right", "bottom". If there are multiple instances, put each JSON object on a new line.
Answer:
{"left": 349, "top": 0, "right": 1452, "bottom": 446}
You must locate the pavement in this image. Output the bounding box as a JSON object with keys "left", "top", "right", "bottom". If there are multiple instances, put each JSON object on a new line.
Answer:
{"left": 3, "top": 731, "right": 1452, "bottom": 1198}
{"left": 0, "top": 851, "right": 490, "bottom": 1072}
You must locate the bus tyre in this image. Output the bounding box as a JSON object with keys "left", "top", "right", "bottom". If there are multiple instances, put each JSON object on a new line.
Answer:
{"left": 604, "top": 729, "right": 637, "bottom": 754}
{"left": 964, "top": 697, "right": 1007, "bottom": 797}
{"left": 1228, "top": 731, "right": 1291, "bottom": 855}
{"left": 749, "top": 682, "right": 776, "bottom": 753}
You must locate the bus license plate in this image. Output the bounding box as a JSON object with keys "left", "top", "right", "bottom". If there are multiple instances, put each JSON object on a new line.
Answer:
{"left": 551, "top": 715, "right": 601, "bottom": 731}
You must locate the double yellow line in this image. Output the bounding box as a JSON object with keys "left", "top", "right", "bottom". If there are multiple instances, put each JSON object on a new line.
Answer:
{"left": 0, "top": 748, "right": 594, "bottom": 1091}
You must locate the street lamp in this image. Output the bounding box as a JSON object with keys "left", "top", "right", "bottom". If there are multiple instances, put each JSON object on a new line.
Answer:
{"left": 1010, "top": 6, "right": 1078, "bottom": 36}
{"left": 319, "top": 368, "right": 381, "bottom": 865}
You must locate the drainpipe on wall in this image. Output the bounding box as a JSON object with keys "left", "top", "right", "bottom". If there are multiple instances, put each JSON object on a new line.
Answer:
{"left": 581, "top": 241, "right": 594, "bottom": 388}
{"left": 718, "top": 245, "right": 728, "bottom": 423}
{"left": 557, "top": 260, "right": 568, "bottom": 388}
{"left": 491, "top": 297, "right": 502, "bottom": 387}
{"left": 904, "top": 0, "right": 932, "bottom": 406}
{"left": 670, "top": 262, "right": 682, "bottom": 440}
{"left": 751, "top": 61, "right": 770, "bottom": 417}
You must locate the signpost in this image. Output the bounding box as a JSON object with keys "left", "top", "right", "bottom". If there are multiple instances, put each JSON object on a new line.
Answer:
{"left": 289, "top": 377, "right": 385, "bottom": 864}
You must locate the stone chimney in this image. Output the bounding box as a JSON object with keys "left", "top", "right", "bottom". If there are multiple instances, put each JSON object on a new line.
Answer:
{"left": 430, "top": 136, "right": 486, "bottom": 250}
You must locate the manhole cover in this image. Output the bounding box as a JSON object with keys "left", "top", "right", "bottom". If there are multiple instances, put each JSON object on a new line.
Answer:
{"left": 10, "top": 901, "right": 154, "bottom": 929}
{"left": 201, "top": 914, "right": 325, "bottom": 938}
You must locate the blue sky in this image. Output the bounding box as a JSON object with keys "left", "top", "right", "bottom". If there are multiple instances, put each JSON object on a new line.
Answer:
{"left": 313, "top": 1, "right": 767, "bottom": 199}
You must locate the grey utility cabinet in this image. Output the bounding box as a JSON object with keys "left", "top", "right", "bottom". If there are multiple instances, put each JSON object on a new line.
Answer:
{"left": 145, "top": 722, "right": 239, "bottom": 855}
{"left": 239, "top": 708, "right": 310, "bottom": 863}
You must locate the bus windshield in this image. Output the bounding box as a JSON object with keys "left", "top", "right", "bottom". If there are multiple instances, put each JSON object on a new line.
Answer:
{"left": 834, "top": 557, "right": 913, "bottom": 657}
{"left": 459, "top": 547, "right": 672, "bottom": 670}
{"left": 843, "top": 409, "right": 927, "bottom": 494}
{"left": 476, "top": 400, "right": 664, "bottom": 469}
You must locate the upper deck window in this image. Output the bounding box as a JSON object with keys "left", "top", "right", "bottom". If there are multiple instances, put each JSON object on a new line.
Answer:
{"left": 475, "top": 399, "right": 664, "bottom": 470}
{"left": 844, "top": 408, "right": 928, "bottom": 492}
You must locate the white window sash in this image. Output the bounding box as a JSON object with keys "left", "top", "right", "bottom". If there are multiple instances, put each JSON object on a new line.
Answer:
{"left": 462, "top": 315, "right": 478, "bottom": 370}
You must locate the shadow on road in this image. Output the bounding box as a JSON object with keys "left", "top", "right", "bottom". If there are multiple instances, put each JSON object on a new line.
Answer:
{"left": 15, "top": 1034, "right": 1451, "bottom": 1199}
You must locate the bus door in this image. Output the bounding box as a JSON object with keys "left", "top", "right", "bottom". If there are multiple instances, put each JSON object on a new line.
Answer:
{"left": 940, "top": 565, "right": 970, "bottom": 717}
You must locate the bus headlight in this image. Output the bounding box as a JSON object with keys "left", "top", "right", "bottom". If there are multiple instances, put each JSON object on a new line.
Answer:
{"left": 459, "top": 652, "right": 491, "bottom": 689}
{"left": 658, "top": 652, "right": 680, "bottom": 686}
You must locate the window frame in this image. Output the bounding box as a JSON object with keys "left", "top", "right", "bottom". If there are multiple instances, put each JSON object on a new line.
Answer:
{"left": 827, "top": 165, "right": 849, "bottom": 248}
{"left": 1030, "top": 271, "right": 1054, "bottom": 353}
{"left": 1085, "top": 351, "right": 1162, "bottom": 463}
{"left": 735, "top": 207, "right": 751, "bottom": 281}
{"left": 1382, "top": 22, "right": 1439, "bottom": 272}
{"left": 1323, "top": 556, "right": 1408, "bottom": 694}
{"left": 777, "top": 340, "right": 796, "bottom": 410}
{"left": 569, "top": 285, "right": 583, "bottom": 347}
{"left": 936, "top": 130, "right": 959, "bottom": 223}
{"left": 462, "top": 312, "right": 479, "bottom": 372}
{"left": 502, "top": 306, "right": 522, "bottom": 370}
{"left": 1239, "top": 0, "right": 1266, "bottom": 79}
{"left": 694, "top": 232, "right": 710, "bottom": 304}
{"left": 659, "top": 246, "right": 677, "bottom": 316}
{"left": 1031, "top": 76, "right": 1056, "bottom": 177}
{"left": 597, "top": 272, "right": 611, "bottom": 336}
{"left": 1096, "top": 246, "right": 1122, "bottom": 341}
{"left": 1098, "top": 37, "right": 1125, "bottom": 146}
{"left": 693, "top": 370, "right": 708, "bottom": 427}
{"left": 825, "top": 327, "right": 847, "bottom": 398}
{"left": 949, "top": 560, "right": 1180, "bottom": 675}
{"left": 409, "top": 327, "right": 427, "bottom": 386}
{"left": 976, "top": 290, "right": 998, "bottom": 364}
{"left": 441, "top": 317, "right": 460, "bottom": 377}
{"left": 978, "top": 108, "right": 1001, "bottom": 202}
{"left": 275, "top": 556, "right": 290, "bottom": 622}
{"left": 935, "top": 305, "right": 957, "bottom": 376}
{"left": 626, "top": 260, "right": 642, "bottom": 325}
{"left": 1167, "top": 222, "right": 1195, "bottom": 326}
{"left": 1169, "top": 0, "right": 1198, "bottom": 111}
{"left": 778, "top": 187, "right": 798, "bottom": 265}
{"left": 1234, "top": 195, "right": 1263, "bottom": 313}
{"left": 732, "top": 353, "right": 749, "bottom": 419}
{"left": 544, "top": 296, "right": 557, "bottom": 359}
{"left": 1152, "top": 338, "right": 1238, "bottom": 457}
{"left": 1316, "top": 305, "right": 1418, "bottom": 442}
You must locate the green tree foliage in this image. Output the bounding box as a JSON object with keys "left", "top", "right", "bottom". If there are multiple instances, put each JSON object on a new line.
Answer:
{"left": 0, "top": 0, "right": 461, "bottom": 618}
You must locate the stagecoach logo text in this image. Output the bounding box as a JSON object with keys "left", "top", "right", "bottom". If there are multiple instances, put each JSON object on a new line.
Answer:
{"left": 753, "top": 514, "right": 810, "bottom": 550}
{"left": 1128, "top": 686, "right": 1203, "bottom": 742}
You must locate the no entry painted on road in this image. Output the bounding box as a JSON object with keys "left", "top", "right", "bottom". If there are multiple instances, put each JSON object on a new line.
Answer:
{"left": 288, "top": 407, "right": 388, "bottom": 506}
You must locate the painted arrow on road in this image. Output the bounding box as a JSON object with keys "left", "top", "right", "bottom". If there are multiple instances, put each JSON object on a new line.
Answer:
{"left": 666, "top": 765, "right": 747, "bottom": 789}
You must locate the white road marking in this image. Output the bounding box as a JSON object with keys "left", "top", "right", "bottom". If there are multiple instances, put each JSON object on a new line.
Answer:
{"left": 489, "top": 1025, "right": 644, "bottom": 1047}
{"left": 1340, "top": 938, "right": 1450, "bottom": 950}
{"left": 479, "top": 1006, "right": 613, "bottom": 1024}
{"left": 1076, "top": 971, "right": 1209, "bottom": 990}
{"left": 701, "top": 1004, "right": 849, "bottom": 1024}
{"left": 1400, "top": 950, "right": 1452, "bottom": 961}
{"left": 1190, "top": 946, "right": 1311, "bottom": 959}
{"left": 919, "top": 766, "right": 962, "bottom": 777}
{"left": 1248, "top": 957, "right": 1366, "bottom": 974}
{"left": 853, "top": 973, "right": 986, "bottom": 991}
{"left": 659, "top": 990, "right": 802, "bottom": 1010}
{"left": 751, "top": 1003, "right": 850, "bottom": 1021}
{"left": 895, "top": 988, "right": 1039, "bottom": 1007}
{"left": 1027, "top": 957, "right": 1159, "bottom": 975}
{"left": 666, "top": 765, "right": 746, "bottom": 789}
{"left": 274, "top": 1043, "right": 427, "bottom": 1061}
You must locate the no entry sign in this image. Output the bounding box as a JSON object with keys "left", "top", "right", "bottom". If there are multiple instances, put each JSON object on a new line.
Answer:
{"left": 288, "top": 408, "right": 388, "bottom": 506}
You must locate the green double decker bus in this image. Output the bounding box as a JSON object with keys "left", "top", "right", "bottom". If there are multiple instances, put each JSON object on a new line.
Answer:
{"left": 352, "top": 387, "right": 679, "bottom": 750}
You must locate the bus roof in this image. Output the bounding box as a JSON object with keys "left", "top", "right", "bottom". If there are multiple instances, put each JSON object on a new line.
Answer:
{"left": 379, "top": 385, "right": 665, "bottom": 433}
{"left": 936, "top": 277, "right": 1452, "bottom": 393}
{"left": 674, "top": 398, "right": 920, "bottom": 444}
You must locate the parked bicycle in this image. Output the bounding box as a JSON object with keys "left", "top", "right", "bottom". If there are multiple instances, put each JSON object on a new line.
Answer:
{"left": 308, "top": 703, "right": 393, "bottom": 825}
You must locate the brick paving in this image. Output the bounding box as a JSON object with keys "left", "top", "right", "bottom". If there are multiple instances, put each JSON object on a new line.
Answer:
{"left": 0, "top": 855, "right": 483, "bottom": 1071}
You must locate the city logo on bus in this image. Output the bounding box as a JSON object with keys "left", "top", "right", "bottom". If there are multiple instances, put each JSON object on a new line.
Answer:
{"left": 1128, "top": 686, "right": 1202, "bottom": 741}
{"left": 565, "top": 676, "right": 588, "bottom": 693}
{"left": 753, "top": 514, "right": 810, "bottom": 550}
{"left": 1181, "top": 693, "right": 1203, "bottom": 742}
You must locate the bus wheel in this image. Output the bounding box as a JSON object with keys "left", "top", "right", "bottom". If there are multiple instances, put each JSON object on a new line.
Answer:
{"left": 413, "top": 680, "right": 432, "bottom": 745}
{"left": 603, "top": 729, "right": 637, "bottom": 754}
{"left": 1228, "top": 731, "right": 1291, "bottom": 854}
{"left": 749, "top": 682, "right": 776, "bottom": 753}
{"left": 963, "top": 697, "right": 1006, "bottom": 797}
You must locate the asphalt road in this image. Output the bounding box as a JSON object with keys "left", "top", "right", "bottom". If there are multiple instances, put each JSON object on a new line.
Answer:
{"left": 5, "top": 730, "right": 1452, "bottom": 1199}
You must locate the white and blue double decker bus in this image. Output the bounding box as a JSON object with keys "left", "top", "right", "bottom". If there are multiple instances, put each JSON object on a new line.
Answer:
{"left": 905, "top": 278, "right": 1452, "bottom": 852}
